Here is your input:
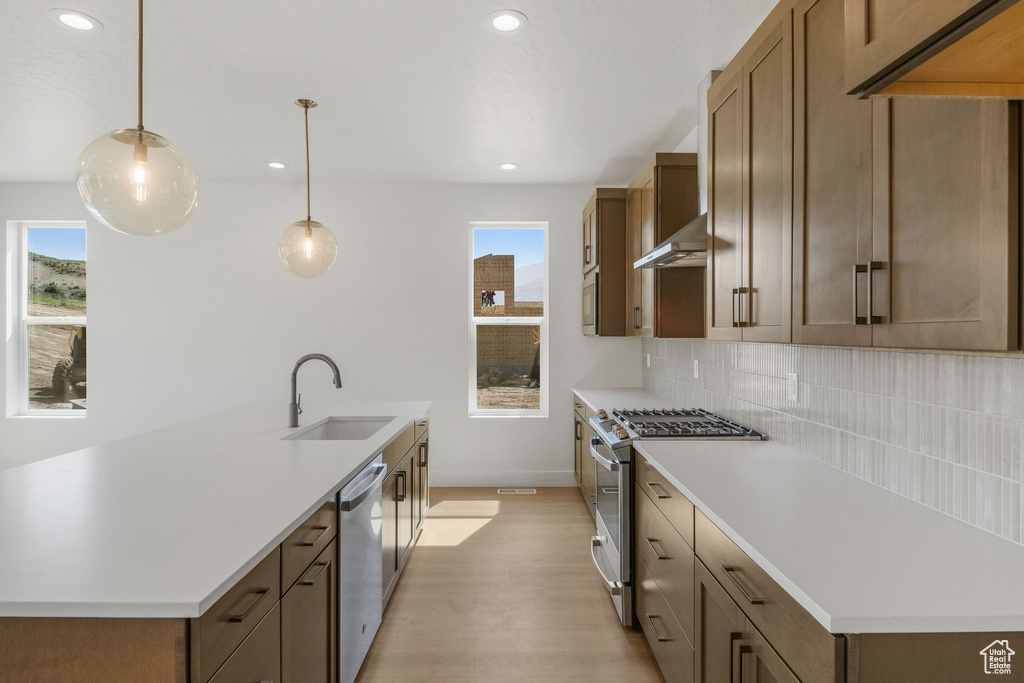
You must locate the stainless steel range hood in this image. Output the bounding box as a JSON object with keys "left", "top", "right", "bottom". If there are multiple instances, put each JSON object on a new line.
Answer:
{"left": 633, "top": 213, "right": 707, "bottom": 269}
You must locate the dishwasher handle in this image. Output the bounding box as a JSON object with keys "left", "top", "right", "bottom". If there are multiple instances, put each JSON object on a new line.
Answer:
{"left": 339, "top": 462, "right": 388, "bottom": 511}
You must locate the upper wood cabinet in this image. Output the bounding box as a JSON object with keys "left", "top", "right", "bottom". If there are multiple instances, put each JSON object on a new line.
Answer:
{"left": 708, "top": 14, "right": 793, "bottom": 343}
{"left": 582, "top": 189, "right": 627, "bottom": 336}
{"left": 719, "top": 0, "right": 1021, "bottom": 352}
{"left": 793, "top": 0, "right": 875, "bottom": 346}
{"left": 869, "top": 98, "right": 1020, "bottom": 351}
{"left": 626, "top": 154, "right": 706, "bottom": 339}
{"left": 845, "top": 0, "right": 1024, "bottom": 97}
{"left": 583, "top": 207, "right": 597, "bottom": 274}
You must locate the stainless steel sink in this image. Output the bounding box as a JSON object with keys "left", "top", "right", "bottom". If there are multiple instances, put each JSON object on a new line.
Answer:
{"left": 283, "top": 416, "right": 394, "bottom": 441}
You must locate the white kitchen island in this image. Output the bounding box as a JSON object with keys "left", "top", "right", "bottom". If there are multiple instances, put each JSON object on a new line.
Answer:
{"left": 0, "top": 400, "right": 429, "bottom": 619}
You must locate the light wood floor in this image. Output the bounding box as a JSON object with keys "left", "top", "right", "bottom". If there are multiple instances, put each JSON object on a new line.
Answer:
{"left": 355, "top": 487, "right": 663, "bottom": 682}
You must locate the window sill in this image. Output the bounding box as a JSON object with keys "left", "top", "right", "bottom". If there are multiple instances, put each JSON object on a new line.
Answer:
{"left": 469, "top": 412, "right": 548, "bottom": 419}
{"left": 8, "top": 412, "right": 87, "bottom": 420}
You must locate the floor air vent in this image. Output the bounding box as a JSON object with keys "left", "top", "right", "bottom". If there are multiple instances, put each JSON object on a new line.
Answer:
{"left": 497, "top": 488, "right": 537, "bottom": 495}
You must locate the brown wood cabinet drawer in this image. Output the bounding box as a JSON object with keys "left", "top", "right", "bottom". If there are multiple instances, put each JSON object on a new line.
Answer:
{"left": 193, "top": 546, "right": 281, "bottom": 683}
{"left": 636, "top": 452, "right": 694, "bottom": 548}
{"left": 573, "top": 394, "right": 585, "bottom": 418}
{"left": 282, "top": 498, "right": 337, "bottom": 593}
{"left": 414, "top": 412, "right": 429, "bottom": 441}
{"left": 695, "top": 510, "right": 843, "bottom": 683}
{"left": 208, "top": 602, "right": 281, "bottom": 683}
{"left": 383, "top": 424, "right": 415, "bottom": 471}
{"left": 635, "top": 482, "right": 695, "bottom": 646}
{"left": 636, "top": 553, "right": 694, "bottom": 682}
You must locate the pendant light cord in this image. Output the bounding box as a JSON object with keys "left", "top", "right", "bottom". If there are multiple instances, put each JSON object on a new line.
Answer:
{"left": 137, "top": 0, "right": 144, "bottom": 131}
{"left": 304, "top": 103, "right": 311, "bottom": 221}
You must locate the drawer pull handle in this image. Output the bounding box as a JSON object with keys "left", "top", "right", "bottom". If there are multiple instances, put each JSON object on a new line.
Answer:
{"left": 300, "top": 560, "right": 330, "bottom": 586}
{"left": 301, "top": 525, "right": 331, "bottom": 547}
{"left": 646, "top": 613, "right": 671, "bottom": 642}
{"left": 721, "top": 565, "right": 765, "bottom": 605}
{"left": 646, "top": 537, "right": 669, "bottom": 560}
{"left": 227, "top": 586, "right": 271, "bottom": 622}
{"left": 646, "top": 481, "right": 671, "bottom": 499}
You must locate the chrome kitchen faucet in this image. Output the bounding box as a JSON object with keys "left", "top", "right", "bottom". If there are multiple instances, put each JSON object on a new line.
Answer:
{"left": 289, "top": 353, "right": 343, "bottom": 427}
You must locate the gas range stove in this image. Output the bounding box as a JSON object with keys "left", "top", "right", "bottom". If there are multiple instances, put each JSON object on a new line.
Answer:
{"left": 590, "top": 407, "right": 764, "bottom": 451}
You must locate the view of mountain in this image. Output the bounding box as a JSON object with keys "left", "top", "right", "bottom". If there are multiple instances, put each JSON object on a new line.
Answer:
{"left": 514, "top": 262, "right": 544, "bottom": 302}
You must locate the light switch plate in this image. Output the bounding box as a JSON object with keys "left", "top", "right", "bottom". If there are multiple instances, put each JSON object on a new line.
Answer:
{"left": 646, "top": 353, "right": 651, "bottom": 368}
{"left": 693, "top": 360, "right": 700, "bottom": 379}
{"left": 787, "top": 373, "right": 798, "bottom": 402}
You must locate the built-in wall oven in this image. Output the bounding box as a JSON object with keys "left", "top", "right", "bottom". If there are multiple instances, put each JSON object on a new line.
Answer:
{"left": 582, "top": 270, "right": 598, "bottom": 335}
{"left": 588, "top": 408, "right": 764, "bottom": 626}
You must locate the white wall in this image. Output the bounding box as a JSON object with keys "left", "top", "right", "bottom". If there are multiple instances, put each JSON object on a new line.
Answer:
{"left": 0, "top": 182, "right": 640, "bottom": 482}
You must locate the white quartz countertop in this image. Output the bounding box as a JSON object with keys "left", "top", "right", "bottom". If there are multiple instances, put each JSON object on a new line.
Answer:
{"left": 634, "top": 439, "right": 1024, "bottom": 633}
{"left": 0, "top": 400, "right": 430, "bottom": 618}
{"left": 572, "top": 387, "right": 680, "bottom": 413}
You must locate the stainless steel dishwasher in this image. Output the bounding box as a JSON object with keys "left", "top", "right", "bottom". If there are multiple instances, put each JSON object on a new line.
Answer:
{"left": 338, "top": 457, "right": 387, "bottom": 683}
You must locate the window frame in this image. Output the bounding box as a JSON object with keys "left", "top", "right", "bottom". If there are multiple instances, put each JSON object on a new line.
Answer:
{"left": 469, "top": 221, "right": 549, "bottom": 418}
{"left": 6, "top": 220, "right": 88, "bottom": 418}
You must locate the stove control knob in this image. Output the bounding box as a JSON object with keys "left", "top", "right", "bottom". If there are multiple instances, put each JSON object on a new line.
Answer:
{"left": 597, "top": 409, "right": 608, "bottom": 419}
{"left": 615, "top": 427, "right": 628, "bottom": 438}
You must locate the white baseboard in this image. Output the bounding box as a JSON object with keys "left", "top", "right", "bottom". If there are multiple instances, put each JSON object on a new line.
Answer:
{"left": 430, "top": 470, "right": 576, "bottom": 487}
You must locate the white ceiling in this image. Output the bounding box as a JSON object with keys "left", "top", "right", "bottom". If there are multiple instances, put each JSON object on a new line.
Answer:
{"left": 0, "top": 0, "right": 775, "bottom": 184}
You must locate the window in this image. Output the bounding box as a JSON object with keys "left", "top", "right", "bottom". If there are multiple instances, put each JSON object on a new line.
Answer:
{"left": 7, "top": 222, "right": 87, "bottom": 415}
{"left": 470, "top": 223, "right": 548, "bottom": 416}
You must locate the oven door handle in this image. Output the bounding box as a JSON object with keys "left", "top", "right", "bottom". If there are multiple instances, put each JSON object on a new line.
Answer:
{"left": 589, "top": 437, "right": 621, "bottom": 472}
{"left": 590, "top": 536, "right": 623, "bottom": 595}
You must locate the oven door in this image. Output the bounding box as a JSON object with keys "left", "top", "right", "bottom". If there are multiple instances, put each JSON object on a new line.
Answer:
{"left": 589, "top": 436, "right": 631, "bottom": 625}
{"left": 582, "top": 271, "right": 597, "bottom": 334}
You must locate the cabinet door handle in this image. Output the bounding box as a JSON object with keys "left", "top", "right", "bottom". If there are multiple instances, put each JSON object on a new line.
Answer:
{"left": 227, "top": 587, "right": 271, "bottom": 622}
{"left": 732, "top": 638, "right": 752, "bottom": 683}
{"left": 584, "top": 244, "right": 592, "bottom": 265}
{"left": 588, "top": 493, "right": 596, "bottom": 504}
{"left": 300, "top": 560, "right": 330, "bottom": 586}
{"left": 646, "top": 613, "right": 671, "bottom": 642}
{"left": 853, "top": 262, "right": 884, "bottom": 325}
{"left": 418, "top": 442, "right": 428, "bottom": 467}
{"left": 645, "top": 481, "right": 671, "bottom": 499}
{"left": 396, "top": 471, "right": 407, "bottom": 502}
{"left": 646, "top": 537, "right": 669, "bottom": 560}
{"left": 852, "top": 263, "right": 866, "bottom": 325}
{"left": 867, "top": 260, "right": 884, "bottom": 325}
{"left": 721, "top": 565, "right": 765, "bottom": 604}
{"left": 633, "top": 306, "right": 640, "bottom": 329}
{"left": 575, "top": 421, "right": 582, "bottom": 441}
{"left": 300, "top": 524, "right": 331, "bottom": 547}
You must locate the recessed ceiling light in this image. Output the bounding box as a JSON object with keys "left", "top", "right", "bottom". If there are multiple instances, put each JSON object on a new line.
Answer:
{"left": 267, "top": 161, "right": 288, "bottom": 169}
{"left": 49, "top": 9, "right": 102, "bottom": 31}
{"left": 487, "top": 10, "right": 528, "bottom": 34}
{"left": 498, "top": 162, "right": 519, "bottom": 171}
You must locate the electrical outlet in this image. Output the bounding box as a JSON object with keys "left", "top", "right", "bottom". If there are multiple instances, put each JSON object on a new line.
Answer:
{"left": 787, "top": 373, "right": 799, "bottom": 402}
{"left": 693, "top": 359, "right": 700, "bottom": 379}
{"left": 646, "top": 353, "right": 651, "bottom": 368}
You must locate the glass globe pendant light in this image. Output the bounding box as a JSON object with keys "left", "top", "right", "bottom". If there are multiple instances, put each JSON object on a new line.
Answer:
{"left": 75, "top": 0, "right": 199, "bottom": 236}
{"left": 278, "top": 99, "right": 338, "bottom": 279}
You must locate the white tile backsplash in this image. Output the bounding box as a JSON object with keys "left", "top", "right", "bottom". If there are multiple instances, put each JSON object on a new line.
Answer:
{"left": 642, "top": 339, "right": 1024, "bottom": 545}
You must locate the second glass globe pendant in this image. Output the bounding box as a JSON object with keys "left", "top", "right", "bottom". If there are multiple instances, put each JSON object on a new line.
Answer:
{"left": 75, "top": 0, "right": 199, "bottom": 236}
{"left": 279, "top": 99, "right": 338, "bottom": 279}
